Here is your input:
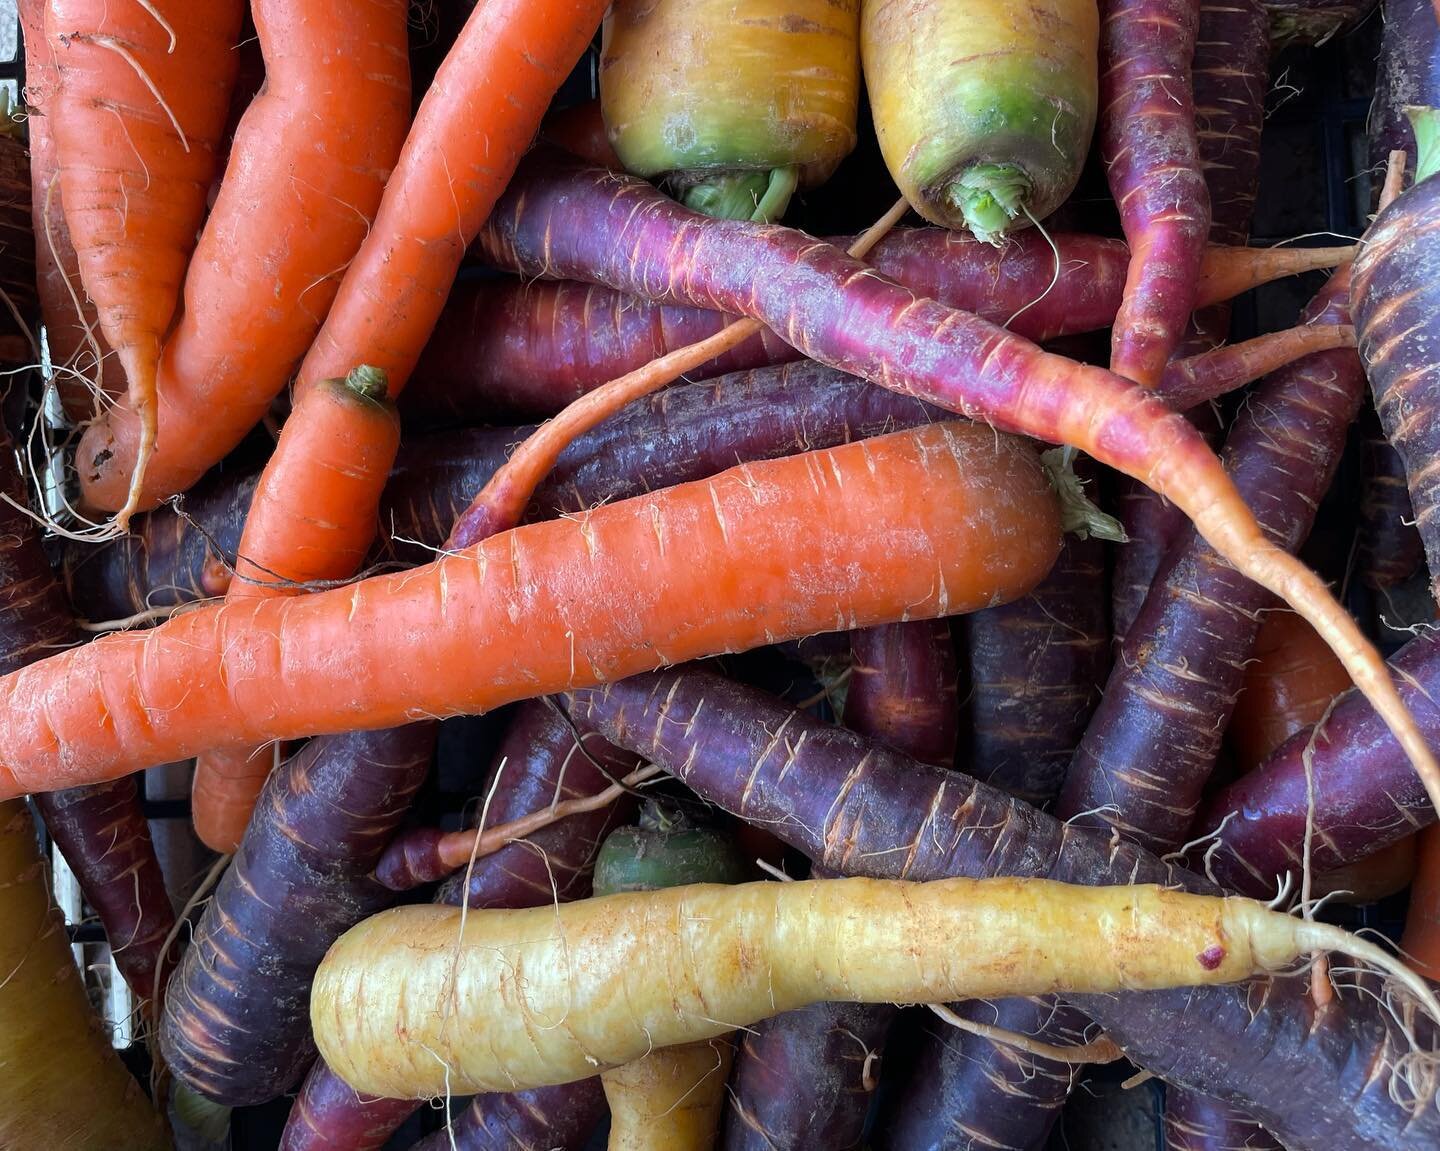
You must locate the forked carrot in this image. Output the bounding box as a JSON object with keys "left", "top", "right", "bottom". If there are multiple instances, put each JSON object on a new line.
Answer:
{"left": 46, "top": 0, "right": 244, "bottom": 527}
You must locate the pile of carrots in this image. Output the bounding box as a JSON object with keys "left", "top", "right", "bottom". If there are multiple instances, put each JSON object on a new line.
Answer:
{"left": 3, "top": 0, "right": 1440, "bottom": 1147}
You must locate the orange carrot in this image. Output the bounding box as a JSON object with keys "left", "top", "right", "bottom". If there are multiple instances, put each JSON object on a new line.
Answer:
{"left": 72, "top": 0, "right": 412, "bottom": 517}
{"left": 0, "top": 423, "right": 1063, "bottom": 795}
{"left": 46, "top": 0, "right": 244, "bottom": 526}
{"left": 18, "top": 0, "right": 120, "bottom": 422}
{"left": 189, "top": 367, "right": 400, "bottom": 854}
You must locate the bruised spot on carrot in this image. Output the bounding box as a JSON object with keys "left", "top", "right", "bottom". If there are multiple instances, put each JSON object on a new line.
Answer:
{"left": 1197, "top": 944, "right": 1226, "bottom": 970}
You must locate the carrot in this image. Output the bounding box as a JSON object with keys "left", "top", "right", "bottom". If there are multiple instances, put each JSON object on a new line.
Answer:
{"left": 63, "top": 363, "right": 940, "bottom": 622}
{"left": 1357, "top": 404, "right": 1425, "bottom": 590}
{"left": 405, "top": 234, "right": 1347, "bottom": 424}
{"left": 1353, "top": 113, "right": 1440, "bottom": 601}
{"left": 283, "top": 701, "right": 637, "bottom": 1150}
{"left": 962, "top": 459, "right": 1110, "bottom": 805}
{"left": 405, "top": 1083, "right": 608, "bottom": 1151}
{"left": 1228, "top": 609, "right": 1352, "bottom": 774}
{"left": 1401, "top": 825, "right": 1440, "bottom": 980}
{"left": 46, "top": 0, "right": 244, "bottom": 525}
{"left": 474, "top": 150, "right": 1439, "bottom": 803}
{"left": 311, "top": 874, "right": 1435, "bottom": 1101}
{"left": 1099, "top": 0, "right": 1210, "bottom": 387}
{"left": 1369, "top": 0, "right": 1440, "bottom": 185}
{"left": 189, "top": 367, "right": 400, "bottom": 853}
{"left": 1062, "top": 268, "right": 1361, "bottom": 854}
{"left": 542, "top": 99, "right": 620, "bottom": 169}
{"left": 569, "top": 669, "right": 1440, "bottom": 1151}
{"left": 592, "top": 815, "right": 749, "bottom": 1151}
{"left": 724, "top": 621, "right": 953, "bottom": 1151}
{"left": 861, "top": 0, "right": 1097, "bottom": 241}
{"left": 73, "top": 0, "right": 412, "bottom": 518}
{"left": 18, "top": 0, "right": 121, "bottom": 422}
{"left": 160, "top": 724, "right": 436, "bottom": 1106}
{"left": 0, "top": 800, "right": 171, "bottom": 1150}
{"left": 601, "top": 0, "right": 859, "bottom": 221}
{"left": 0, "top": 422, "right": 1061, "bottom": 795}
{"left": 1192, "top": 628, "right": 1440, "bottom": 897}
{"left": 1157, "top": 321, "right": 1356, "bottom": 410}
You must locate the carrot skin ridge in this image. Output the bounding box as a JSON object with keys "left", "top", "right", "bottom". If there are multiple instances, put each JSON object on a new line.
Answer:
{"left": 280, "top": 700, "right": 625, "bottom": 1150}
{"left": 565, "top": 670, "right": 1440, "bottom": 1151}
{"left": 159, "top": 724, "right": 436, "bottom": 1106}
{"left": 62, "top": 363, "right": 940, "bottom": 623}
{"left": 73, "top": 0, "right": 412, "bottom": 515}
{"left": 723, "top": 620, "right": 956, "bottom": 1150}
{"left": 1099, "top": 0, "right": 1210, "bottom": 386}
{"left": 1353, "top": 171, "right": 1440, "bottom": 598}
{"left": 1062, "top": 272, "right": 1362, "bottom": 854}
{"left": 1192, "top": 626, "right": 1440, "bottom": 896}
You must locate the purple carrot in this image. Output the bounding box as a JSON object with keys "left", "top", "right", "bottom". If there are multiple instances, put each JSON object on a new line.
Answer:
{"left": 723, "top": 620, "right": 956, "bottom": 1151}
{"left": 844, "top": 620, "right": 959, "bottom": 769}
{"left": 1062, "top": 270, "right": 1361, "bottom": 854}
{"left": 0, "top": 429, "right": 175, "bottom": 1011}
{"left": 66, "top": 364, "right": 939, "bottom": 621}
{"left": 1191, "top": 626, "right": 1439, "bottom": 897}
{"left": 405, "top": 1081, "right": 608, "bottom": 1151}
{"left": 1099, "top": 0, "right": 1210, "bottom": 387}
{"left": 279, "top": 700, "right": 629, "bottom": 1151}
{"left": 1368, "top": 0, "right": 1440, "bottom": 180}
{"left": 1266, "top": 0, "right": 1379, "bottom": 47}
{"left": 159, "top": 724, "right": 436, "bottom": 1105}
{"left": 1353, "top": 124, "right": 1440, "bottom": 600}
{"left": 1165, "top": 1090, "right": 1283, "bottom": 1151}
{"left": 962, "top": 462, "right": 1110, "bottom": 805}
{"left": 563, "top": 668, "right": 1439, "bottom": 1151}
{"left": 1358, "top": 404, "right": 1425, "bottom": 590}
{"left": 1111, "top": 0, "right": 1264, "bottom": 640}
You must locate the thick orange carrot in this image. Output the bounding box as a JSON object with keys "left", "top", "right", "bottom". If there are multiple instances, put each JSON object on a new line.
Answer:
{"left": 190, "top": 368, "right": 400, "bottom": 853}
{"left": 18, "top": 0, "right": 120, "bottom": 421}
{"left": 0, "top": 423, "right": 1062, "bottom": 795}
{"left": 46, "top": 0, "right": 244, "bottom": 526}
{"left": 73, "top": 0, "right": 412, "bottom": 516}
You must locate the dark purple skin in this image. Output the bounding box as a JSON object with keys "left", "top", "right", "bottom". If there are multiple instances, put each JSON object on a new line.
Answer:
{"left": 962, "top": 465, "right": 1110, "bottom": 806}
{"left": 1191, "top": 626, "right": 1439, "bottom": 897}
{"left": 405, "top": 1080, "right": 608, "bottom": 1151}
{"left": 0, "top": 430, "right": 176, "bottom": 1009}
{"left": 1062, "top": 272, "right": 1361, "bottom": 854}
{"left": 1353, "top": 172, "right": 1440, "bottom": 597}
{"left": 65, "top": 364, "right": 940, "bottom": 620}
{"left": 1165, "top": 1090, "right": 1283, "bottom": 1150}
{"left": 279, "top": 701, "right": 626, "bottom": 1151}
{"left": 408, "top": 230, "right": 1138, "bottom": 425}
{"left": 1368, "top": 0, "right": 1440, "bottom": 178}
{"left": 562, "top": 669, "right": 1440, "bottom": 1151}
{"left": 159, "top": 724, "right": 437, "bottom": 1106}
{"left": 1358, "top": 404, "right": 1425, "bottom": 589}
{"left": 1265, "top": 0, "right": 1379, "bottom": 47}
{"left": 722, "top": 621, "right": 956, "bottom": 1151}
{"left": 844, "top": 620, "right": 958, "bottom": 769}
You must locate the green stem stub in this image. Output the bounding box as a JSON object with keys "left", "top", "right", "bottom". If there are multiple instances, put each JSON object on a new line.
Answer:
{"left": 679, "top": 165, "right": 799, "bottom": 223}
{"left": 1406, "top": 106, "right": 1440, "bottom": 185}
{"left": 1041, "top": 446, "right": 1127, "bottom": 542}
{"left": 947, "top": 163, "right": 1032, "bottom": 246}
{"left": 344, "top": 363, "right": 389, "bottom": 403}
